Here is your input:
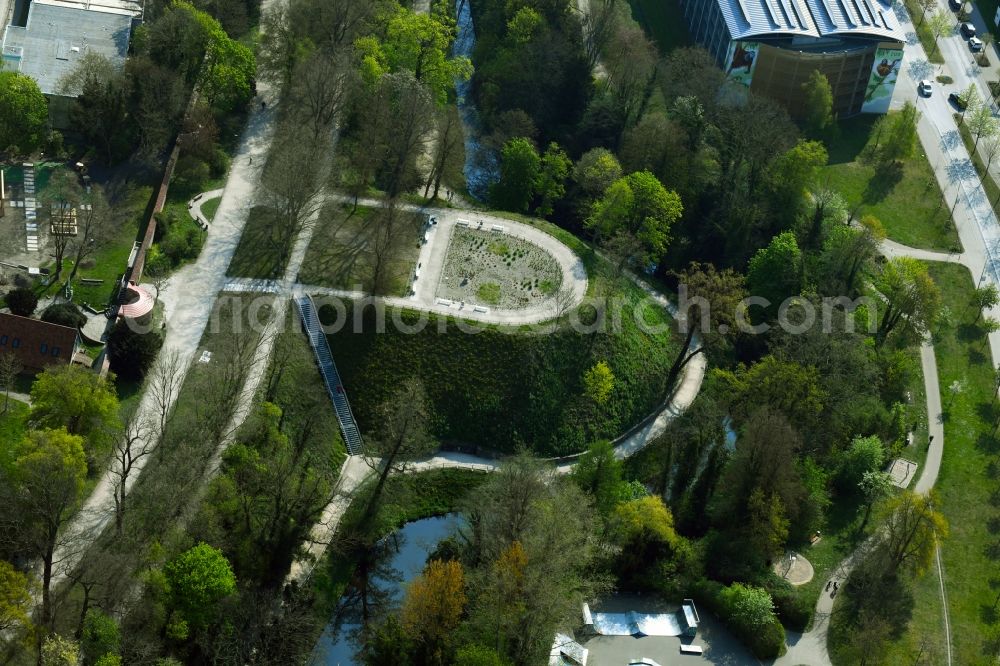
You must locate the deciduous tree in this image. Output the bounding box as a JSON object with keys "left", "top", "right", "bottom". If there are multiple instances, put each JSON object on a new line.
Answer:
{"left": 535, "top": 142, "right": 572, "bottom": 217}
{"left": 667, "top": 262, "right": 746, "bottom": 390}
{"left": 400, "top": 559, "right": 466, "bottom": 664}
{"left": 164, "top": 542, "right": 236, "bottom": 630}
{"left": 801, "top": 70, "right": 834, "bottom": 136}
{"left": 0, "top": 351, "right": 22, "bottom": 414}
{"left": 12, "top": 428, "right": 87, "bottom": 629}
{"left": 30, "top": 364, "right": 120, "bottom": 450}
{"left": 873, "top": 257, "right": 940, "bottom": 346}
{"left": 0, "top": 560, "right": 32, "bottom": 633}
{"left": 876, "top": 490, "right": 947, "bottom": 575}
{"left": 0, "top": 71, "right": 47, "bottom": 154}
{"left": 586, "top": 170, "right": 682, "bottom": 269}
{"left": 583, "top": 360, "right": 614, "bottom": 405}
{"left": 746, "top": 231, "right": 802, "bottom": 316}
{"left": 491, "top": 138, "right": 541, "bottom": 213}
{"left": 360, "top": 379, "right": 435, "bottom": 526}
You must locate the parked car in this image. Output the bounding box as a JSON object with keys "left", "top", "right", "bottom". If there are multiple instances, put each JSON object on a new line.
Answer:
{"left": 961, "top": 22, "right": 977, "bottom": 38}
{"left": 949, "top": 91, "right": 970, "bottom": 109}
{"left": 949, "top": 0, "right": 962, "bottom": 10}
{"left": 918, "top": 79, "right": 933, "bottom": 96}
{"left": 970, "top": 36, "right": 985, "bottom": 52}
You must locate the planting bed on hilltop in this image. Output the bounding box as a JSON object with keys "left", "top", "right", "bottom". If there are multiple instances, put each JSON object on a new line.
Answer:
{"left": 324, "top": 276, "right": 676, "bottom": 456}
{"left": 436, "top": 227, "right": 562, "bottom": 309}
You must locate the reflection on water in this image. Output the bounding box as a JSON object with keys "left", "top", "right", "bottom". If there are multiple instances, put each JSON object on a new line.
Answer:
{"left": 309, "top": 515, "right": 458, "bottom": 666}
{"left": 454, "top": 0, "right": 498, "bottom": 200}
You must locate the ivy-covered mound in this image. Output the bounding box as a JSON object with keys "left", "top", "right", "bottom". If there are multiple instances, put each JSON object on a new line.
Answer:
{"left": 325, "top": 284, "right": 676, "bottom": 456}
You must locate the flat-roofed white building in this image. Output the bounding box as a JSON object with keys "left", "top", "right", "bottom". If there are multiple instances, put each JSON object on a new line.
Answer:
{"left": 1, "top": 0, "right": 140, "bottom": 126}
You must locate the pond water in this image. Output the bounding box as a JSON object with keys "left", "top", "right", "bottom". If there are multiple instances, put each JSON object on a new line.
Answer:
{"left": 453, "top": 0, "right": 498, "bottom": 200}
{"left": 309, "top": 514, "right": 459, "bottom": 666}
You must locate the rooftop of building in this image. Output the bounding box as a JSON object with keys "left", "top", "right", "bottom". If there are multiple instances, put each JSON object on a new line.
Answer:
{"left": 1, "top": 1, "right": 131, "bottom": 95}
{"left": 717, "top": 0, "right": 904, "bottom": 43}
{"left": 0, "top": 311, "right": 79, "bottom": 371}
{"left": 34, "top": 0, "right": 143, "bottom": 18}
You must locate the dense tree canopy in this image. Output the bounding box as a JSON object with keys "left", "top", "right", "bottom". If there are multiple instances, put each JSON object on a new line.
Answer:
{"left": 0, "top": 71, "right": 48, "bottom": 154}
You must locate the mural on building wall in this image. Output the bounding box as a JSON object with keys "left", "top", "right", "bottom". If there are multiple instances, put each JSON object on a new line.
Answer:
{"left": 861, "top": 48, "right": 903, "bottom": 113}
{"left": 725, "top": 41, "right": 760, "bottom": 87}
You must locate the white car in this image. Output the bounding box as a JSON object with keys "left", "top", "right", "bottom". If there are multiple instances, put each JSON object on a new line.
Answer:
{"left": 918, "top": 80, "right": 933, "bottom": 96}
{"left": 970, "top": 36, "right": 985, "bottom": 52}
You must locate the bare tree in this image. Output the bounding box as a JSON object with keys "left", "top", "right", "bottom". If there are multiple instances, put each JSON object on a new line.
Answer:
{"left": 260, "top": 128, "right": 326, "bottom": 272}
{"left": 290, "top": 50, "right": 356, "bottom": 140}
{"left": 368, "top": 201, "right": 410, "bottom": 295}
{"left": 41, "top": 169, "right": 83, "bottom": 281}
{"left": 0, "top": 351, "right": 21, "bottom": 413}
{"left": 603, "top": 18, "right": 658, "bottom": 129}
{"left": 359, "top": 378, "right": 436, "bottom": 526}
{"left": 110, "top": 411, "right": 154, "bottom": 537}
{"left": 582, "top": 0, "right": 621, "bottom": 69}
{"left": 367, "top": 72, "right": 436, "bottom": 201}
{"left": 423, "top": 105, "right": 465, "bottom": 201}
{"left": 67, "top": 186, "right": 117, "bottom": 283}
{"left": 257, "top": 4, "right": 299, "bottom": 88}
{"left": 147, "top": 348, "right": 186, "bottom": 456}
{"left": 984, "top": 134, "right": 1000, "bottom": 173}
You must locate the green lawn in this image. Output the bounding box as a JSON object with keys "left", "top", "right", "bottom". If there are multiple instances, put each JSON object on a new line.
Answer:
{"left": 227, "top": 206, "right": 283, "bottom": 279}
{"left": 831, "top": 262, "right": 995, "bottom": 663}
{"left": 0, "top": 399, "right": 30, "bottom": 469}
{"left": 50, "top": 184, "right": 153, "bottom": 309}
{"left": 627, "top": 0, "right": 690, "bottom": 54}
{"left": 201, "top": 196, "right": 222, "bottom": 222}
{"left": 298, "top": 203, "right": 424, "bottom": 296}
{"left": 821, "top": 116, "right": 960, "bottom": 252}
{"left": 955, "top": 113, "right": 1000, "bottom": 220}
{"left": 903, "top": 0, "right": 946, "bottom": 64}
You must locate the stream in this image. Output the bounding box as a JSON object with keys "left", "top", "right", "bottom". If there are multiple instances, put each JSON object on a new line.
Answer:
{"left": 453, "top": 0, "right": 498, "bottom": 200}
{"left": 308, "top": 514, "right": 459, "bottom": 665}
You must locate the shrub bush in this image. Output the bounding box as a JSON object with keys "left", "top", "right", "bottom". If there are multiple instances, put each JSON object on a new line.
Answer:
{"left": 758, "top": 573, "right": 813, "bottom": 632}
{"left": 6, "top": 287, "right": 37, "bottom": 316}
{"left": 107, "top": 319, "right": 163, "bottom": 380}
{"left": 41, "top": 302, "right": 86, "bottom": 329}
{"left": 691, "top": 579, "right": 786, "bottom": 659}
{"left": 173, "top": 155, "right": 211, "bottom": 196}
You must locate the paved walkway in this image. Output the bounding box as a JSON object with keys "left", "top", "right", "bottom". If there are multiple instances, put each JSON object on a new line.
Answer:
{"left": 42, "top": 0, "right": 284, "bottom": 592}
{"left": 188, "top": 188, "right": 224, "bottom": 228}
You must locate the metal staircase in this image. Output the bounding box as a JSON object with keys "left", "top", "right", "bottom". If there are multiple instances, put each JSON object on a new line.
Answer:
{"left": 295, "top": 296, "right": 364, "bottom": 454}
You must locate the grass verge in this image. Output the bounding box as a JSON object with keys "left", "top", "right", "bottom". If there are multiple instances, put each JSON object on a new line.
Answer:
{"left": 201, "top": 196, "right": 222, "bottom": 222}
{"left": 227, "top": 206, "right": 283, "bottom": 278}
{"left": 822, "top": 115, "right": 960, "bottom": 252}
{"left": 903, "top": 0, "right": 946, "bottom": 64}
{"left": 955, "top": 112, "right": 1000, "bottom": 220}
{"left": 298, "top": 203, "right": 424, "bottom": 296}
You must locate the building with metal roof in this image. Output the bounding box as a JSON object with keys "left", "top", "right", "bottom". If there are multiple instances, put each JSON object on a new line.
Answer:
{"left": 682, "top": 0, "right": 905, "bottom": 115}
{"left": 1, "top": 0, "right": 132, "bottom": 126}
